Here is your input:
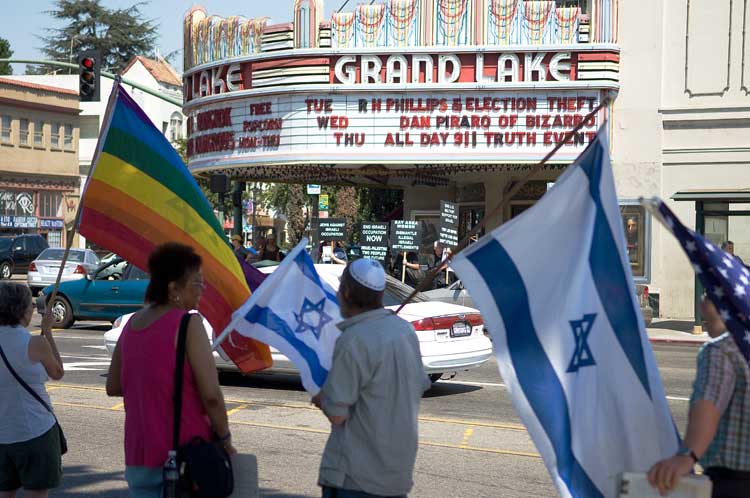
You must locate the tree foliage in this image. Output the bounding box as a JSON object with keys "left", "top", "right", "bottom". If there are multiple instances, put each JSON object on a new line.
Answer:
{"left": 332, "top": 186, "right": 358, "bottom": 236}
{"left": 286, "top": 185, "right": 307, "bottom": 247}
{"left": 0, "top": 38, "right": 12, "bottom": 75}
{"left": 39, "top": 0, "right": 157, "bottom": 73}
{"left": 357, "top": 188, "right": 403, "bottom": 224}
{"left": 259, "top": 183, "right": 403, "bottom": 245}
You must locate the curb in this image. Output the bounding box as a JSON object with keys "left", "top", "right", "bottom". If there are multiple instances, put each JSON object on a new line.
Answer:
{"left": 649, "top": 337, "right": 706, "bottom": 346}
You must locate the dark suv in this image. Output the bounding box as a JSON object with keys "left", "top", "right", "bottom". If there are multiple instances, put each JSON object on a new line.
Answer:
{"left": 0, "top": 234, "right": 49, "bottom": 279}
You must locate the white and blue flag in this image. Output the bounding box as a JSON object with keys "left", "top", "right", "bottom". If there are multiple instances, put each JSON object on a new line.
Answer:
{"left": 451, "top": 126, "right": 679, "bottom": 498}
{"left": 223, "top": 238, "right": 341, "bottom": 395}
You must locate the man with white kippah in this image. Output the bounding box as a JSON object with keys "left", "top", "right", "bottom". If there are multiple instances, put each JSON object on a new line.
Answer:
{"left": 312, "top": 258, "right": 431, "bottom": 498}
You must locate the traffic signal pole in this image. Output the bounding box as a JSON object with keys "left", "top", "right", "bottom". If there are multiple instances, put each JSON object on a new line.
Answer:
{"left": 0, "top": 59, "right": 182, "bottom": 106}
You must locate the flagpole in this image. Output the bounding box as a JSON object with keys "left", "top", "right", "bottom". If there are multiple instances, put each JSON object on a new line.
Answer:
{"left": 212, "top": 237, "right": 310, "bottom": 351}
{"left": 396, "top": 95, "right": 613, "bottom": 313}
{"left": 41, "top": 78, "right": 122, "bottom": 332}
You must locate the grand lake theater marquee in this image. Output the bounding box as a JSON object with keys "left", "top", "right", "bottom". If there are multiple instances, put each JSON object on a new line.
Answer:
{"left": 182, "top": 0, "right": 620, "bottom": 232}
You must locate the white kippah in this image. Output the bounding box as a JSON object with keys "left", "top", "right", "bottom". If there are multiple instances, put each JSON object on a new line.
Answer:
{"left": 348, "top": 258, "right": 386, "bottom": 291}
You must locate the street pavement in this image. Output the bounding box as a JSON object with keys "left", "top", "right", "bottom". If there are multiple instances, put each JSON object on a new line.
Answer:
{"left": 24, "top": 312, "right": 703, "bottom": 498}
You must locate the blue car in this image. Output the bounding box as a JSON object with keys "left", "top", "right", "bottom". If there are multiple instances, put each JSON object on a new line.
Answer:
{"left": 37, "top": 258, "right": 148, "bottom": 328}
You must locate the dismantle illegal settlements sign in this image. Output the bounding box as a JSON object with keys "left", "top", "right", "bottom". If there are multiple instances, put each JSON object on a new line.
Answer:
{"left": 439, "top": 200, "right": 459, "bottom": 249}
{"left": 359, "top": 222, "right": 389, "bottom": 262}
{"left": 390, "top": 220, "right": 421, "bottom": 252}
{"left": 317, "top": 218, "right": 347, "bottom": 241}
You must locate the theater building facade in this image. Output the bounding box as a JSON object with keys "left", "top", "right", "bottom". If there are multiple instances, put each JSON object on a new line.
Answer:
{"left": 182, "top": 0, "right": 749, "bottom": 320}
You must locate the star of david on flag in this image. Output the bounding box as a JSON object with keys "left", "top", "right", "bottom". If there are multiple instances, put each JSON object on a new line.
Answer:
{"left": 567, "top": 314, "right": 597, "bottom": 373}
{"left": 217, "top": 238, "right": 342, "bottom": 394}
{"left": 294, "top": 298, "right": 333, "bottom": 339}
{"left": 643, "top": 198, "right": 750, "bottom": 362}
{"left": 451, "top": 124, "right": 678, "bottom": 498}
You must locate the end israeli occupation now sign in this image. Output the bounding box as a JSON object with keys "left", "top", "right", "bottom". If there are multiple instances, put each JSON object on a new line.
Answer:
{"left": 439, "top": 200, "right": 459, "bottom": 249}
{"left": 390, "top": 220, "right": 421, "bottom": 252}
{"left": 359, "top": 222, "right": 389, "bottom": 262}
{"left": 317, "top": 218, "right": 347, "bottom": 241}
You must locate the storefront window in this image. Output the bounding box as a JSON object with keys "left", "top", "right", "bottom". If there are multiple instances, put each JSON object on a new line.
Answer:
{"left": 1, "top": 115, "right": 10, "bottom": 143}
{"left": 39, "top": 191, "right": 62, "bottom": 218}
{"left": 19, "top": 119, "right": 29, "bottom": 145}
{"left": 620, "top": 204, "right": 649, "bottom": 279}
{"left": 33, "top": 120, "right": 44, "bottom": 146}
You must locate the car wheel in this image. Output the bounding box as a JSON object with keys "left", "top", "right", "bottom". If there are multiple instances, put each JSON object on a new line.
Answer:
{"left": 50, "top": 296, "right": 74, "bottom": 329}
{"left": 429, "top": 373, "right": 443, "bottom": 384}
{"left": 0, "top": 262, "right": 11, "bottom": 280}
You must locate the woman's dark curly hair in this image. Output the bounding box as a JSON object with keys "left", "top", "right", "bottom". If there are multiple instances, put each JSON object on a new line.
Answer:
{"left": 145, "top": 243, "right": 202, "bottom": 305}
{"left": 0, "top": 282, "right": 32, "bottom": 326}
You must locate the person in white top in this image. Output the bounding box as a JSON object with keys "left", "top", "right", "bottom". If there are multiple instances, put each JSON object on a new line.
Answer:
{"left": 0, "top": 282, "right": 64, "bottom": 498}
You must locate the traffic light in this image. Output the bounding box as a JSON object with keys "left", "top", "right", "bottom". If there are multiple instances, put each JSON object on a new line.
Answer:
{"left": 78, "top": 50, "right": 101, "bottom": 102}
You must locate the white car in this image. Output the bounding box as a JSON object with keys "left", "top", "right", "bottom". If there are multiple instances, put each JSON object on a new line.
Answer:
{"left": 104, "top": 264, "right": 493, "bottom": 383}
{"left": 27, "top": 248, "right": 100, "bottom": 296}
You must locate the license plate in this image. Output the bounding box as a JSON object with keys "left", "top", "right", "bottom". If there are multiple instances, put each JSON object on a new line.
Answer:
{"left": 450, "top": 321, "right": 471, "bottom": 338}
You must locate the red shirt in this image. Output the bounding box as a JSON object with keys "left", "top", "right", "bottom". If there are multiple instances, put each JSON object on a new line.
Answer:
{"left": 120, "top": 309, "right": 212, "bottom": 467}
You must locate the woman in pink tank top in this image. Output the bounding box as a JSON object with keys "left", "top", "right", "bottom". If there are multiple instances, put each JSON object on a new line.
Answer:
{"left": 105, "top": 243, "right": 235, "bottom": 498}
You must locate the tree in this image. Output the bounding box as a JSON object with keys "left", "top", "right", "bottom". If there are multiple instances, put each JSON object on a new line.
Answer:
{"left": 332, "top": 186, "right": 358, "bottom": 239}
{"left": 39, "top": 0, "right": 157, "bottom": 74}
{"left": 357, "top": 187, "right": 403, "bottom": 224}
{"left": 286, "top": 185, "right": 307, "bottom": 247}
{"left": 0, "top": 37, "right": 12, "bottom": 75}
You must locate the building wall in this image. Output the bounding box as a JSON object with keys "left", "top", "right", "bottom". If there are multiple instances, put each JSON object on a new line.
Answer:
{"left": 9, "top": 66, "right": 186, "bottom": 249}
{"left": 612, "top": 0, "right": 750, "bottom": 319}
{"left": 0, "top": 109, "right": 79, "bottom": 176}
{"left": 0, "top": 81, "right": 80, "bottom": 247}
{"left": 11, "top": 70, "right": 185, "bottom": 169}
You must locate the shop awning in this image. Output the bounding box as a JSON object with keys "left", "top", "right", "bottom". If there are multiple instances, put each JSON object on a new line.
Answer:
{"left": 672, "top": 189, "right": 750, "bottom": 202}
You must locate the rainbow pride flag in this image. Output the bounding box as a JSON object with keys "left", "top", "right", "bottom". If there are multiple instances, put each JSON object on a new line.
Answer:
{"left": 79, "top": 82, "right": 271, "bottom": 373}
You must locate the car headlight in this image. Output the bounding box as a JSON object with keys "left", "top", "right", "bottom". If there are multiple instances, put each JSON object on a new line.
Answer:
{"left": 112, "top": 316, "right": 123, "bottom": 329}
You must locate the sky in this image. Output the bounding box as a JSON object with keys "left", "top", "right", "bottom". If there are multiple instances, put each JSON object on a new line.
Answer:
{"left": 2, "top": 0, "right": 356, "bottom": 73}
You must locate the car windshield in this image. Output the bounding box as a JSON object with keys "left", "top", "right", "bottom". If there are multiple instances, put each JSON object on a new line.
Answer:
{"left": 0, "top": 239, "right": 11, "bottom": 251}
{"left": 38, "top": 249, "right": 86, "bottom": 263}
{"left": 382, "top": 276, "right": 430, "bottom": 307}
{"left": 123, "top": 264, "right": 149, "bottom": 280}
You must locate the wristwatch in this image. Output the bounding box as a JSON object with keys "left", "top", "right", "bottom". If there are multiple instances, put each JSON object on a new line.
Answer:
{"left": 676, "top": 445, "right": 698, "bottom": 463}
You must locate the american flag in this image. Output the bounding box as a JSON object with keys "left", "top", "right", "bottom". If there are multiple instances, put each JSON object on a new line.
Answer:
{"left": 643, "top": 197, "right": 750, "bottom": 362}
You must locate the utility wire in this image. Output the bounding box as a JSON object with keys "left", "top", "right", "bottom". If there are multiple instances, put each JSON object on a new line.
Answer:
{"left": 337, "top": 0, "right": 351, "bottom": 12}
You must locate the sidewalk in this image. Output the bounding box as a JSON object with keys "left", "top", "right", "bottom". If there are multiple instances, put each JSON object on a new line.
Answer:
{"left": 647, "top": 319, "right": 709, "bottom": 346}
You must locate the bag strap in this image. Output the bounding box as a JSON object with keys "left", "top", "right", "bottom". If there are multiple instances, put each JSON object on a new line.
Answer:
{"left": 0, "top": 340, "right": 58, "bottom": 421}
{"left": 172, "top": 313, "right": 192, "bottom": 452}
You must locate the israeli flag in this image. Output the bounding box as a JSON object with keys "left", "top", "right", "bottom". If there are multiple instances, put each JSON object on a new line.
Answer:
{"left": 451, "top": 126, "right": 679, "bottom": 498}
{"left": 223, "top": 238, "right": 341, "bottom": 395}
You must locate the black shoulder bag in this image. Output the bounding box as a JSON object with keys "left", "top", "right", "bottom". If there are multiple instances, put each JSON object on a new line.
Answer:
{"left": 170, "top": 313, "right": 233, "bottom": 498}
{"left": 0, "top": 341, "right": 67, "bottom": 455}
